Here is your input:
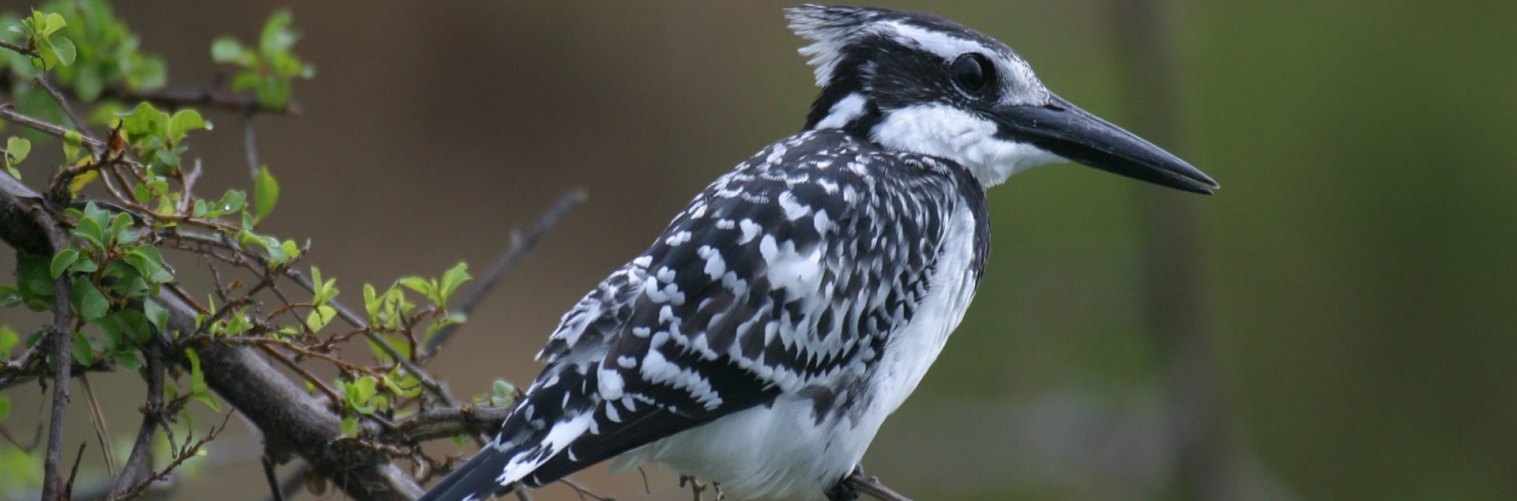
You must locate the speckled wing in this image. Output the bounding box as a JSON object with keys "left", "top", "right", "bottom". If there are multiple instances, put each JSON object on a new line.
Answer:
{"left": 518, "top": 129, "right": 987, "bottom": 487}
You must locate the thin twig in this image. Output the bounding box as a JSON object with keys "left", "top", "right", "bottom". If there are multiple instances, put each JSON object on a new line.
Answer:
{"left": 423, "top": 188, "right": 586, "bottom": 358}
{"left": 0, "top": 352, "right": 115, "bottom": 391}
{"left": 79, "top": 374, "right": 119, "bottom": 477}
{"left": 105, "top": 86, "right": 300, "bottom": 115}
{"left": 0, "top": 103, "right": 107, "bottom": 148}
{"left": 261, "top": 456, "right": 286, "bottom": 501}
{"left": 0, "top": 39, "right": 38, "bottom": 57}
{"left": 560, "top": 477, "right": 615, "bottom": 501}
{"left": 35, "top": 76, "right": 97, "bottom": 145}
{"left": 66, "top": 441, "right": 87, "bottom": 498}
{"left": 118, "top": 412, "right": 234, "bottom": 499}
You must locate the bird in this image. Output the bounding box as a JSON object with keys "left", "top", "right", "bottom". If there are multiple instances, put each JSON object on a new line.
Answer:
{"left": 421, "top": 5, "right": 1217, "bottom": 501}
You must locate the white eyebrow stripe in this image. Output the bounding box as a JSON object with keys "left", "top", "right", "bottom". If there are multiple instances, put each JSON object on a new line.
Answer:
{"left": 880, "top": 21, "right": 992, "bottom": 62}
{"left": 880, "top": 21, "right": 1050, "bottom": 106}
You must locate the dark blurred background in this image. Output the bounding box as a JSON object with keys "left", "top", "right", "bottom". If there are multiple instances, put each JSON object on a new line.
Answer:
{"left": 3, "top": 0, "right": 1516, "bottom": 499}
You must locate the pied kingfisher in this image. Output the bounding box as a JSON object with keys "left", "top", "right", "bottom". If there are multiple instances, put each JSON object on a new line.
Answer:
{"left": 422, "top": 5, "right": 1217, "bottom": 501}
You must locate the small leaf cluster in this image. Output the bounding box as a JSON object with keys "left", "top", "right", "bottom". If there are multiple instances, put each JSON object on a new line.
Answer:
{"left": 13, "top": 9, "right": 73, "bottom": 69}
{"left": 324, "top": 263, "right": 472, "bottom": 436}
{"left": 40, "top": 202, "right": 174, "bottom": 370}
{"left": 365, "top": 262, "right": 472, "bottom": 347}
{"left": 211, "top": 9, "right": 314, "bottom": 109}
{"left": 0, "top": 0, "right": 166, "bottom": 129}
{"left": 115, "top": 102, "right": 211, "bottom": 174}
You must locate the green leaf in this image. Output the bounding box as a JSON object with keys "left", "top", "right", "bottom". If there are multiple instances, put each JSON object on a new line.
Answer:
{"left": 62, "top": 130, "right": 84, "bottom": 164}
{"left": 72, "top": 214, "right": 104, "bottom": 248}
{"left": 168, "top": 109, "right": 209, "bottom": 141}
{"left": 438, "top": 262, "right": 472, "bottom": 306}
{"left": 0, "top": 325, "right": 18, "bottom": 355}
{"left": 71, "top": 278, "right": 109, "bottom": 321}
{"left": 0, "top": 396, "right": 10, "bottom": 421}
{"left": 5, "top": 136, "right": 30, "bottom": 167}
{"left": 255, "top": 78, "right": 290, "bottom": 108}
{"left": 108, "top": 213, "right": 132, "bottom": 246}
{"left": 72, "top": 330, "right": 95, "bottom": 365}
{"left": 125, "top": 247, "right": 173, "bottom": 284}
{"left": 340, "top": 416, "right": 358, "bottom": 437}
{"left": 0, "top": 287, "right": 21, "bottom": 308}
{"left": 74, "top": 64, "right": 103, "bottom": 101}
{"left": 192, "top": 392, "right": 221, "bottom": 412}
{"left": 185, "top": 347, "right": 207, "bottom": 394}
{"left": 259, "top": 10, "right": 296, "bottom": 55}
{"left": 253, "top": 165, "right": 278, "bottom": 221}
{"left": 398, "top": 277, "right": 433, "bottom": 300}
{"left": 362, "top": 284, "right": 379, "bottom": 320}
{"left": 50, "top": 248, "right": 79, "bottom": 278}
{"left": 69, "top": 256, "right": 98, "bottom": 274}
{"left": 143, "top": 298, "right": 167, "bottom": 330}
{"left": 214, "top": 189, "right": 246, "bottom": 216}
{"left": 117, "top": 102, "right": 169, "bottom": 142}
{"left": 114, "top": 350, "right": 142, "bottom": 371}
{"left": 344, "top": 376, "right": 379, "bottom": 414}
{"left": 47, "top": 36, "right": 74, "bottom": 67}
{"left": 42, "top": 12, "right": 66, "bottom": 36}
{"left": 231, "top": 72, "right": 259, "bottom": 92}
{"left": 210, "top": 37, "right": 247, "bottom": 64}
{"left": 491, "top": 379, "right": 515, "bottom": 408}
{"left": 304, "top": 305, "right": 335, "bottom": 332}
{"left": 17, "top": 255, "right": 54, "bottom": 306}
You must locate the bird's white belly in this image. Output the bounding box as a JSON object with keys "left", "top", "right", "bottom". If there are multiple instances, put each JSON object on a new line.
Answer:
{"left": 615, "top": 206, "right": 981, "bottom": 500}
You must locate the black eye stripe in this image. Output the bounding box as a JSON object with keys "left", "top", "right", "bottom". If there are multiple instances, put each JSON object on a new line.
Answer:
{"left": 949, "top": 53, "right": 995, "bottom": 97}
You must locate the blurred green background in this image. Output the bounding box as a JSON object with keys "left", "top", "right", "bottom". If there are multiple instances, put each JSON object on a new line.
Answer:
{"left": 3, "top": 0, "right": 1516, "bottom": 499}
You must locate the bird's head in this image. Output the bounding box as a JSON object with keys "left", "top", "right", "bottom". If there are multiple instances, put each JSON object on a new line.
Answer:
{"left": 787, "top": 5, "right": 1218, "bottom": 193}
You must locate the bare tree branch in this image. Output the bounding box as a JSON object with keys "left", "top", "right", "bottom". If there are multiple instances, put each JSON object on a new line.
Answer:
{"left": 33, "top": 196, "right": 75, "bottom": 501}
{"left": 103, "top": 86, "right": 300, "bottom": 115}
{"left": 424, "top": 189, "right": 586, "bottom": 359}
{"left": 391, "top": 404, "right": 510, "bottom": 443}
{"left": 35, "top": 76, "right": 98, "bottom": 145}
{"left": 0, "top": 39, "right": 38, "bottom": 58}
{"left": 109, "top": 342, "right": 165, "bottom": 499}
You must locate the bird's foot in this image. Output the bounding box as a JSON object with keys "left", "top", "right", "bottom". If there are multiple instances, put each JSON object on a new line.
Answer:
{"left": 825, "top": 465, "right": 865, "bottom": 501}
{"left": 680, "top": 475, "right": 723, "bottom": 501}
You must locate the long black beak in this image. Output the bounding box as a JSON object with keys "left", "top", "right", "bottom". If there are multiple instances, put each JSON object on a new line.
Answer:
{"left": 991, "top": 95, "right": 1218, "bottom": 194}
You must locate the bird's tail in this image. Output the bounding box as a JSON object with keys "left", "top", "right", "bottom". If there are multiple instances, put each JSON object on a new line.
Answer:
{"left": 418, "top": 369, "right": 600, "bottom": 501}
{"left": 416, "top": 441, "right": 519, "bottom": 501}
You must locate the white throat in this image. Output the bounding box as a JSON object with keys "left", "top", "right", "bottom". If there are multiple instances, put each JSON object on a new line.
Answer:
{"left": 870, "top": 103, "right": 1063, "bottom": 187}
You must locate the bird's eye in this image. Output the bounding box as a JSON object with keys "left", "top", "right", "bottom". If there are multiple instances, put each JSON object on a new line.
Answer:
{"left": 950, "top": 53, "right": 994, "bottom": 96}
